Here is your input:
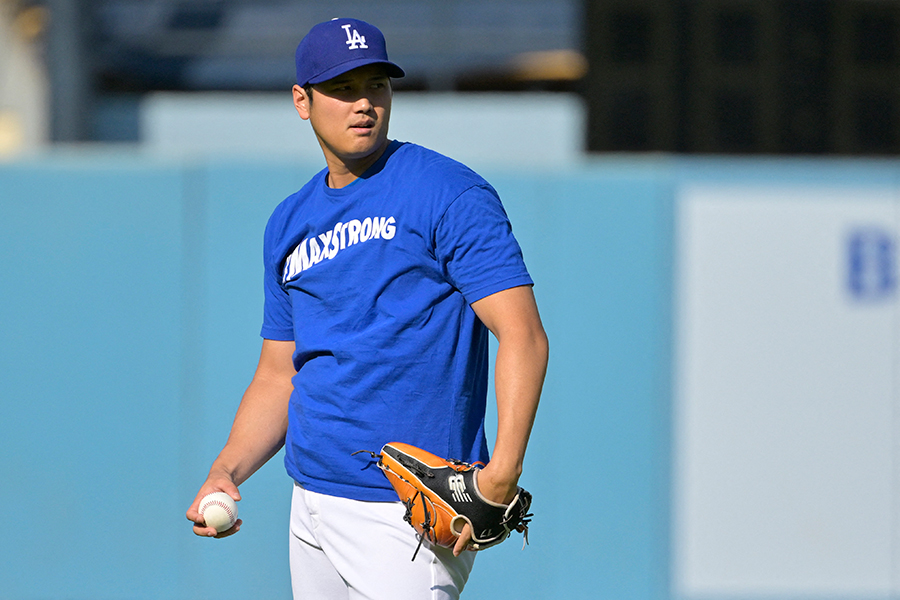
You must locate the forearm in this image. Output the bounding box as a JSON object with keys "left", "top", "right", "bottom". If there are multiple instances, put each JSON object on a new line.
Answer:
{"left": 468, "top": 285, "right": 549, "bottom": 499}
{"left": 187, "top": 340, "right": 295, "bottom": 537}
{"left": 210, "top": 372, "right": 292, "bottom": 487}
{"left": 488, "top": 326, "right": 548, "bottom": 484}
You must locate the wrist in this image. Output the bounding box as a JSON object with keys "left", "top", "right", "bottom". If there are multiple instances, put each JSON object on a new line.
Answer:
{"left": 482, "top": 458, "right": 522, "bottom": 489}
{"left": 208, "top": 460, "right": 239, "bottom": 485}
{"left": 485, "top": 452, "right": 523, "bottom": 481}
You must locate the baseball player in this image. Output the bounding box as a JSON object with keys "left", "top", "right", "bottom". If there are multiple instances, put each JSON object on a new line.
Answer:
{"left": 186, "top": 18, "right": 548, "bottom": 600}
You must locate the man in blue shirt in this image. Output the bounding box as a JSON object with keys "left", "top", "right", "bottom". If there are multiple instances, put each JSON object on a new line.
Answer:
{"left": 187, "top": 18, "right": 548, "bottom": 599}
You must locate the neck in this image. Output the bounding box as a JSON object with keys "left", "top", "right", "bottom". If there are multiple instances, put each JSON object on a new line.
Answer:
{"left": 324, "top": 139, "right": 391, "bottom": 189}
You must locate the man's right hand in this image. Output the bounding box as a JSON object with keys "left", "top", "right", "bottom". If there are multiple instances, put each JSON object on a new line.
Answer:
{"left": 186, "top": 475, "right": 243, "bottom": 538}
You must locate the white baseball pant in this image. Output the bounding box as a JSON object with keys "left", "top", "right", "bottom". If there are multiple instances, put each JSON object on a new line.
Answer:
{"left": 289, "top": 482, "right": 476, "bottom": 600}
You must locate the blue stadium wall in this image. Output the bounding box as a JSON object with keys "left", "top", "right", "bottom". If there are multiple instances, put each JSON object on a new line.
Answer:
{"left": 0, "top": 154, "right": 896, "bottom": 599}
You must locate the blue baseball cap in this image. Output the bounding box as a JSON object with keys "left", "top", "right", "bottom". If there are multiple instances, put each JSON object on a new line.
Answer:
{"left": 295, "top": 18, "right": 405, "bottom": 87}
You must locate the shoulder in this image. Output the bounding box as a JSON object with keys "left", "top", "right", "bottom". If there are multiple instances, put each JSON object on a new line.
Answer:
{"left": 265, "top": 168, "right": 328, "bottom": 239}
{"left": 388, "top": 142, "right": 492, "bottom": 191}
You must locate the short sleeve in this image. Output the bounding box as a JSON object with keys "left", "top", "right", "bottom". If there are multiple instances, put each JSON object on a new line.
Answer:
{"left": 434, "top": 185, "right": 533, "bottom": 303}
{"left": 260, "top": 222, "right": 295, "bottom": 341}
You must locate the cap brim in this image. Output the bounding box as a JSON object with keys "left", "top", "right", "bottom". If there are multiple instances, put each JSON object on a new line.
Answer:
{"left": 306, "top": 59, "right": 405, "bottom": 86}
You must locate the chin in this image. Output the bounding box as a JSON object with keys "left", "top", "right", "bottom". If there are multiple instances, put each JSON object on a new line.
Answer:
{"left": 349, "top": 138, "right": 388, "bottom": 158}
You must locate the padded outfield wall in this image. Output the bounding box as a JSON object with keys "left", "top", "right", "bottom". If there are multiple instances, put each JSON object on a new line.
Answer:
{"left": 0, "top": 153, "right": 897, "bottom": 600}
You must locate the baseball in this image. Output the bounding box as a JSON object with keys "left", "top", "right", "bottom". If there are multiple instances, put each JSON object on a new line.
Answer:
{"left": 198, "top": 492, "right": 238, "bottom": 533}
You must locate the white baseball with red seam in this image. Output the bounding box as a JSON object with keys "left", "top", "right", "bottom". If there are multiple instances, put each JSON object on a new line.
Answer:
{"left": 198, "top": 492, "right": 238, "bottom": 533}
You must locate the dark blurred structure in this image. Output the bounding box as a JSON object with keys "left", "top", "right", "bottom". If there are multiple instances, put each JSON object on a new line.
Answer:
{"left": 40, "top": 0, "right": 581, "bottom": 142}
{"left": 36, "top": 0, "right": 900, "bottom": 154}
{"left": 585, "top": 0, "right": 900, "bottom": 154}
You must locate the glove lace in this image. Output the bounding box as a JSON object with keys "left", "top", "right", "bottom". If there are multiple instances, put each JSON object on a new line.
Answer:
{"left": 403, "top": 490, "right": 433, "bottom": 561}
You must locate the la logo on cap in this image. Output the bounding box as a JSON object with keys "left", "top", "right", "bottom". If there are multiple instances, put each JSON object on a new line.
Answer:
{"left": 295, "top": 18, "right": 404, "bottom": 86}
{"left": 342, "top": 23, "right": 368, "bottom": 49}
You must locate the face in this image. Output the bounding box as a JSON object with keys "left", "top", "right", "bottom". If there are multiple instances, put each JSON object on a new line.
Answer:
{"left": 293, "top": 64, "right": 393, "bottom": 172}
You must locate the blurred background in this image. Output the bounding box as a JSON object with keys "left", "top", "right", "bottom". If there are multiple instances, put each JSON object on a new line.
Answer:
{"left": 1, "top": 1, "right": 899, "bottom": 599}
{"left": 3, "top": 0, "right": 899, "bottom": 154}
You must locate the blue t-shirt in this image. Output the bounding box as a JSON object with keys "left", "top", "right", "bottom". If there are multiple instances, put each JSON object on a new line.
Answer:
{"left": 261, "top": 141, "right": 533, "bottom": 501}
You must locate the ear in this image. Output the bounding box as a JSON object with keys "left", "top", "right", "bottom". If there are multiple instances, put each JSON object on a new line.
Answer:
{"left": 293, "top": 85, "right": 311, "bottom": 121}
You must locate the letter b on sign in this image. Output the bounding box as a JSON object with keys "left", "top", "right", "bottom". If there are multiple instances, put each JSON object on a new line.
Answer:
{"left": 847, "top": 228, "right": 896, "bottom": 300}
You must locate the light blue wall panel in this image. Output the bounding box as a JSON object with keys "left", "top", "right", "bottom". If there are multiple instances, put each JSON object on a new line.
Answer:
{"left": 178, "top": 161, "right": 319, "bottom": 599}
{"left": 11, "top": 153, "right": 865, "bottom": 600}
{"left": 0, "top": 158, "right": 187, "bottom": 598}
{"left": 464, "top": 163, "right": 674, "bottom": 600}
{"left": 0, "top": 155, "right": 676, "bottom": 600}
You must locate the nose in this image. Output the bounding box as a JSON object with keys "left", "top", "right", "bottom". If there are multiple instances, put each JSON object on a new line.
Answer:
{"left": 355, "top": 94, "right": 374, "bottom": 114}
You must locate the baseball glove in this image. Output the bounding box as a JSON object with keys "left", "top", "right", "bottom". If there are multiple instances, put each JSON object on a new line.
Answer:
{"left": 354, "top": 442, "right": 532, "bottom": 560}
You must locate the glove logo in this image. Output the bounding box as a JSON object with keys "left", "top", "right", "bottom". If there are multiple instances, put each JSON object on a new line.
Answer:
{"left": 448, "top": 474, "right": 472, "bottom": 502}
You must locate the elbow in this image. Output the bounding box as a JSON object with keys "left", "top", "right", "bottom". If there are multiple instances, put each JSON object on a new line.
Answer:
{"left": 529, "top": 324, "right": 549, "bottom": 369}
{"left": 538, "top": 328, "right": 549, "bottom": 368}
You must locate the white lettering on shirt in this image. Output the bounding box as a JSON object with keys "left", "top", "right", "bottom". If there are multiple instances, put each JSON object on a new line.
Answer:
{"left": 282, "top": 216, "right": 397, "bottom": 284}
